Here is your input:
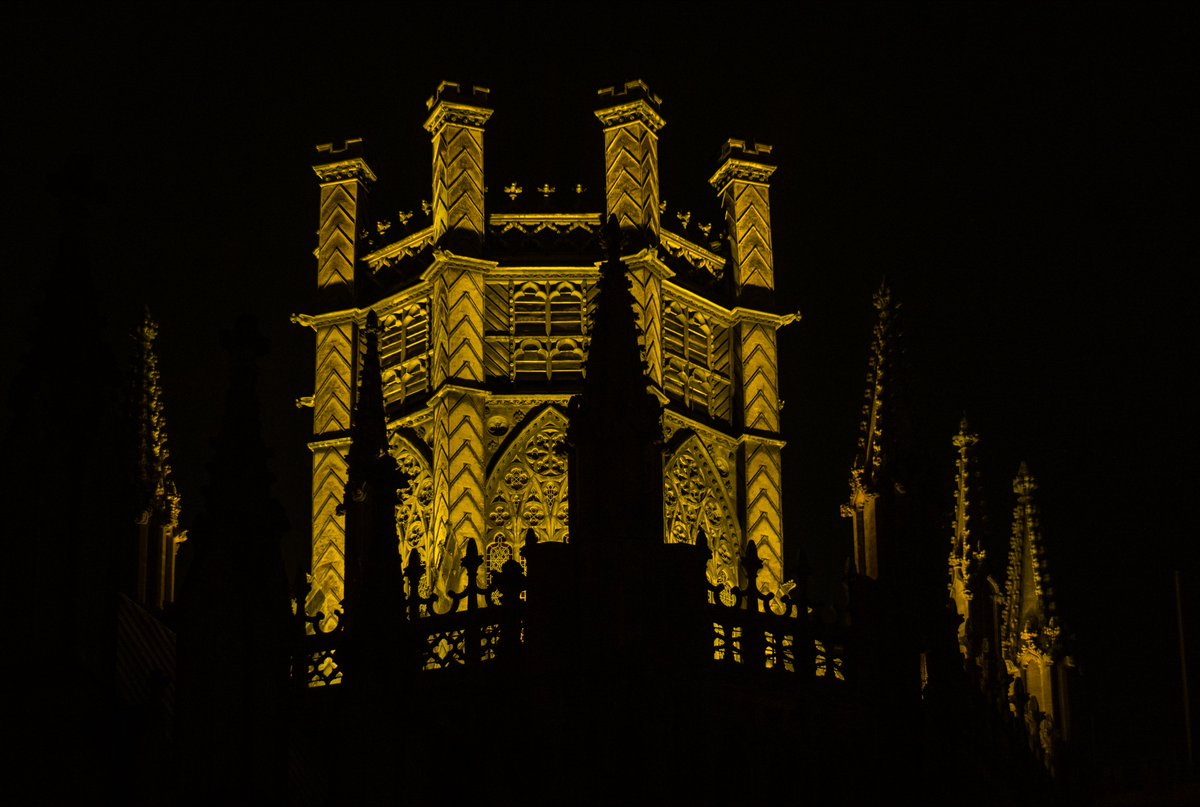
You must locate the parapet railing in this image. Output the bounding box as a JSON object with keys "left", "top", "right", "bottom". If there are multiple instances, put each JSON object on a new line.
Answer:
{"left": 295, "top": 538, "right": 847, "bottom": 690}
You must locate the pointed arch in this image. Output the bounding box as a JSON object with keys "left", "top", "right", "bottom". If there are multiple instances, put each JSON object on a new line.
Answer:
{"left": 663, "top": 432, "right": 742, "bottom": 586}
{"left": 389, "top": 432, "right": 436, "bottom": 591}
{"left": 483, "top": 406, "right": 570, "bottom": 572}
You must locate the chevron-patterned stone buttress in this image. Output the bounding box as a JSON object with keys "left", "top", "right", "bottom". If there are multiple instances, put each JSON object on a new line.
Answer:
{"left": 625, "top": 254, "right": 665, "bottom": 388}
{"left": 738, "top": 315, "right": 785, "bottom": 597}
{"left": 712, "top": 140, "right": 786, "bottom": 597}
{"left": 424, "top": 82, "right": 492, "bottom": 255}
{"left": 428, "top": 257, "right": 490, "bottom": 607}
{"left": 711, "top": 139, "right": 777, "bottom": 292}
{"left": 306, "top": 143, "right": 374, "bottom": 629}
{"left": 596, "top": 80, "right": 665, "bottom": 238}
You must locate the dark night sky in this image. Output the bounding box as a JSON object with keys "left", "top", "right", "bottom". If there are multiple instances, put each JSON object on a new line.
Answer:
{"left": 4, "top": 2, "right": 1195, "bottom": 775}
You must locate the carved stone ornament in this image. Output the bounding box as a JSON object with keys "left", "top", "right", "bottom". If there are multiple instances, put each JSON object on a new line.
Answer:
{"left": 313, "top": 158, "right": 377, "bottom": 184}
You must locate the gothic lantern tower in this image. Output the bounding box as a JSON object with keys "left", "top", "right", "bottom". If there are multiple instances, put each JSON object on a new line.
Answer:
{"left": 296, "top": 81, "right": 796, "bottom": 630}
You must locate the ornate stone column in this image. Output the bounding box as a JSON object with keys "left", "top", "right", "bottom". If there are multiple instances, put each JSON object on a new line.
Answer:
{"left": 712, "top": 140, "right": 786, "bottom": 598}
{"left": 305, "top": 139, "right": 375, "bottom": 628}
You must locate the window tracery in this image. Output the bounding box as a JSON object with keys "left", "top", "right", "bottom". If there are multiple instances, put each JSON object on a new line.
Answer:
{"left": 391, "top": 436, "right": 436, "bottom": 594}
{"left": 484, "top": 408, "right": 570, "bottom": 568}
{"left": 663, "top": 435, "right": 741, "bottom": 587}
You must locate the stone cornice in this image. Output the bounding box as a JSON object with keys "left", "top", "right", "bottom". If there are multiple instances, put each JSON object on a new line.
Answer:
{"left": 427, "top": 382, "right": 491, "bottom": 406}
{"left": 374, "top": 282, "right": 433, "bottom": 316}
{"left": 313, "top": 158, "right": 377, "bottom": 184}
{"left": 487, "top": 266, "right": 599, "bottom": 282}
{"left": 659, "top": 228, "right": 725, "bottom": 279}
{"left": 364, "top": 226, "right": 436, "bottom": 270}
{"left": 308, "top": 435, "right": 352, "bottom": 451}
{"left": 708, "top": 158, "right": 776, "bottom": 191}
{"left": 292, "top": 309, "right": 357, "bottom": 330}
{"left": 489, "top": 213, "right": 602, "bottom": 228}
{"left": 423, "top": 102, "right": 493, "bottom": 135}
{"left": 730, "top": 306, "right": 800, "bottom": 329}
{"left": 387, "top": 406, "right": 434, "bottom": 434}
{"left": 595, "top": 80, "right": 665, "bottom": 131}
{"left": 738, "top": 432, "right": 786, "bottom": 449}
{"left": 595, "top": 99, "right": 666, "bottom": 131}
{"left": 621, "top": 248, "right": 675, "bottom": 281}
{"left": 662, "top": 409, "right": 738, "bottom": 451}
{"left": 662, "top": 279, "right": 734, "bottom": 322}
{"left": 420, "top": 248, "right": 499, "bottom": 282}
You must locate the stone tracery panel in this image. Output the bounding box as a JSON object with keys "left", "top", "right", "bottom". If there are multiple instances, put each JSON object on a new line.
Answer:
{"left": 390, "top": 433, "right": 436, "bottom": 592}
{"left": 663, "top": 434, "right": 741, "bottom": 586}
{"left": 484, "top": 408, "right": 570, "bottom": 566}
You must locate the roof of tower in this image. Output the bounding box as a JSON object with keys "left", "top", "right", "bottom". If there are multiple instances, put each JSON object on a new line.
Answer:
{"left": 1001, "top": 461, "right": 1060, "bottom": 657}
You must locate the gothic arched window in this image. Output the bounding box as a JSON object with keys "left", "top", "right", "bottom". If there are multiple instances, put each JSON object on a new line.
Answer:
{"left": 484, "top": 408, "right": 570, "bottom": 567}
{"left": 390, "top": 435, "right": 435, "bottom": 591}
{"left": 663, "top": 434, "right": 741, "bottom": 586}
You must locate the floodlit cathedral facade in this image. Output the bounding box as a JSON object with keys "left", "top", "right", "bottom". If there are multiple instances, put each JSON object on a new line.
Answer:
{"left": 65, "top": 79, "right": 1085, "bottom": 804}
{"left": 298, "top": 80, "right": 795, "bottom": 629}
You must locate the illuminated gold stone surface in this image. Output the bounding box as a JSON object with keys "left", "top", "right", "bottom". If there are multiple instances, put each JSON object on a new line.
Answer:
{"left": 300, "top": 80, "right": 795, "bottom": 628}
{"left": 305, "top": 139, "right": 374, "bottom": 630}
{"left": 425, "top": 82, "right": 492, "bottom": 253}
{"left": 709, "top": 139, "right": 776, "bottom": 291}
{"left": 948, "top": 418, "right": 981, "bottom": 661}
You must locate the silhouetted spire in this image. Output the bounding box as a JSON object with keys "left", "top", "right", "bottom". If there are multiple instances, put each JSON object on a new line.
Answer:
{"left": 131, "top": 308, "right": 186, "bottom": 610}
{"left": 176, "top": 315, "right": 290, "bottom": 806}
{"left": 340, "top": 311, "right": 407, "bottom": 690}
{"left": 568, "top": 214, "right": 663, "bottom": 546}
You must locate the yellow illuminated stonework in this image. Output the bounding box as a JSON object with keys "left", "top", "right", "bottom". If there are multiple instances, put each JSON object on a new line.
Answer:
{"left": 298, "top": 81, "right": 796, "bottom": 625}
{"left": 133, "top": 309, "right": 186, "bottom": 610}
{"left": 948, "top": 418, "right": 982, "bottom": 661}
{"left": 1000, "top": 462, "right": 1070, "bottom": 766}
{"left": 843, "top": 282, "right": 895, "bottom": 580}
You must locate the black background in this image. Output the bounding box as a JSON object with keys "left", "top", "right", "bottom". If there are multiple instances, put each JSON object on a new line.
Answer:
{"left": 3, "top": 2, "right": 1194, "bottom": 781}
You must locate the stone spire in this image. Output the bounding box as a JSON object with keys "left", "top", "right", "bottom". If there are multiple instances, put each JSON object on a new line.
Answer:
{"left": 999, "top": 461, "right": 1070, "bottom": 767}
{"left": 569, "top": 214, "right": 663, "bottom": 548}
{"left": 1001, "top": 462, "right": 1057, "bottom": 661}
{"left": 843, "top": 280, "right": 901, "bottom": 580}
{"left": 339, "top": 310, "right": 407, "bottom": 689}
{"left": 947, "top": 417, "right": 983, "bottom": 662}
{"left": 132, "top": 308, "right": 186, "bottom": 610}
